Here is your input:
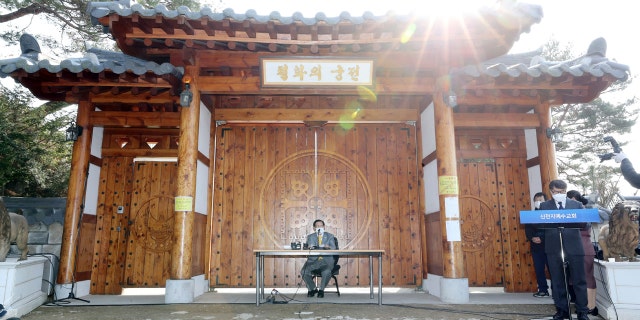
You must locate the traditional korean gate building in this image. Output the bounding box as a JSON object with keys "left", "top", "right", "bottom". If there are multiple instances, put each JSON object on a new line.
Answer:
{"left": 0, "top": 1, "right": 629, "bottom": 303}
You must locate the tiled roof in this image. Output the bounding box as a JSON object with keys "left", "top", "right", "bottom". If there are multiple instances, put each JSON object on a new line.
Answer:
{"left": 87, "top": 0, "right": 541, "bottom": 27}
{"left": 84, "top": 1, "right": 542, "bottom": 68}
{"left": 454, "top": 38, "right": 629, "bottom": 82}
{"left": 88, "top": 1, "right": 372, "bottom": 25}
{"left": 0, "top": 34, "right": 183, "bottom": 79}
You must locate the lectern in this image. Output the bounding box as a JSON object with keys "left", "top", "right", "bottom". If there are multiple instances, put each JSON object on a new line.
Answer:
{"left": 520, "top": 208, "right": 599, "bottom": 319}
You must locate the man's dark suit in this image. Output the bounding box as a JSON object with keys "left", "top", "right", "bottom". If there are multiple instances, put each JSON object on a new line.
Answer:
{"left": 301, "top": 231, "right": 336, "bottom": 292}
{"left": 539, "top": 198, "right": 588, "bottom": 315}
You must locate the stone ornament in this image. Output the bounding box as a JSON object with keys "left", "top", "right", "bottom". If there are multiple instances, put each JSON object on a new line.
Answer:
{"left": 0, "top": 198, "right": 29, "bottom": 262}
{"left": 598, "top": 200, "right": 640, "bottom": 262}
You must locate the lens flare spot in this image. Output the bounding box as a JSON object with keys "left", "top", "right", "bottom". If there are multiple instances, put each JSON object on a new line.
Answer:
{"left": 346, "top": 100, "right": 361, "bottom": 109}
{"left": 338, "top": 114, "right": 355, "bottom": 130}
{"left": 357, "top": 86, "right": 377, "bottom": 102}
{"left": 401, "top": 24, "right": 416, "bottom": 44}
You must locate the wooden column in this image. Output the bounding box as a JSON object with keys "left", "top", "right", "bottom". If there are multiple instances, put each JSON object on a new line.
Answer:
{"left": 535, "top": 101, "right": 558, "bottom": 191}
{"left": 57, "top": 101, "right": 92, "bottom": 285}
{"left": 433, "top": 88, "right": 466, "bottom": 279}
{"left": 171, "top": 68, "right": 200, "bottom": 280}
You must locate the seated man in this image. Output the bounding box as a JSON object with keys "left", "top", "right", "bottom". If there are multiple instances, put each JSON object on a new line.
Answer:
{"left": 300, "top": 219, "right": 336, "bottom": 298}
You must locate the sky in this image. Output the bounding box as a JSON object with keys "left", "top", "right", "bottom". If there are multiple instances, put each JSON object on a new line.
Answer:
{"left": 2, "top": 0, "right": 639, "bottom": 193}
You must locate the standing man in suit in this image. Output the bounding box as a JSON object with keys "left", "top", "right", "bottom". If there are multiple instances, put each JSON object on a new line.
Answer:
{"left": 539, "top": 180, "right": 589, "bottom": 320}
{"left": 301, "top": 219, "right": 336, "bottom": 298}
{"left": 526, "top": 192, "right": 550, "bottom": 298}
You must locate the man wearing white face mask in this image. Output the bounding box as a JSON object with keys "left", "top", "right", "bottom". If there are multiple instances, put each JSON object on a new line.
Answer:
{"left": 301, "top": 219, "right": 336, "bottom": 298}
{"left": 525, "top": 192, "right": 550, "bottom": 298}
{"left": 538, "top": 180, "right": 589, "bottom": 320}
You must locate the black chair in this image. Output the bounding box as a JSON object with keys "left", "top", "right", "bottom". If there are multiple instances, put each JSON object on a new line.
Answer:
{"left": 312, "top": 237, "right": 341, "bottom": 296}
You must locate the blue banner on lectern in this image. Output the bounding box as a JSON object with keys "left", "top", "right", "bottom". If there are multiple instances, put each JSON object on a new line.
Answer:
{"left": 519, "top": 208, "right": 600, "bottom": 224}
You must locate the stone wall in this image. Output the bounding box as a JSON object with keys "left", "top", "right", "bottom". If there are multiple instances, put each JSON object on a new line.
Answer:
{"left": 2, "top": 197, "right": 66, "bottom": 259}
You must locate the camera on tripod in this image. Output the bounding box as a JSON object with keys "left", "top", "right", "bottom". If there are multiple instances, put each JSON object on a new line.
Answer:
{"left": 598, "top": 136, "right": 622, "bottom": 162}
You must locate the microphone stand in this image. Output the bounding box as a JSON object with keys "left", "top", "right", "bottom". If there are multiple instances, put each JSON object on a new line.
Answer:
{"left": 557, "top": 227, "right": 573, "bottom": 320}
{"left": 521, "top": 206, "right": 597, "bottom": 320}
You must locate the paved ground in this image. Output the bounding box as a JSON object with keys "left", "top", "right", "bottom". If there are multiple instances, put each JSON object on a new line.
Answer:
{"left": 14, "top": 287, "right": 603, "bottom": 320}
{"left": 20, "top": 303, "right": 558, "bottom": 320}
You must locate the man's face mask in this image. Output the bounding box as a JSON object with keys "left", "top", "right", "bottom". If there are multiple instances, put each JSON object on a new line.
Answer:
{"left": 552, "top": 193, "right": 567, "bottom": 203}
{"left": 315, "top": 227, "right": 324, "bottom": 235}
{"left": 534, "top": 201, "right": 542, "bottom": 209}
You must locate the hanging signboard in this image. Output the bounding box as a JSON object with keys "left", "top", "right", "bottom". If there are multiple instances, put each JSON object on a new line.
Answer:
{"left": 261, "top": 58, "right": 374, "bottom": 87}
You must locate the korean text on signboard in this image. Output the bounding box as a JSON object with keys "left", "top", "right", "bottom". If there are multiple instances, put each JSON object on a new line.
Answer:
{"left": 519, "top": 208, "right": 600, "bottom": 224}
{"left": 261, "top": 58, "right": 374, "bottom": 87}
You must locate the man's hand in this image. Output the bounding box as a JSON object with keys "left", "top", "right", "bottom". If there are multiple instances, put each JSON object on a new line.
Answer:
{"left": 614, "top": 152, "right": 628, "bottom": 163}
{"left": 531, "top": 236, "right": 542, "bottom": 244}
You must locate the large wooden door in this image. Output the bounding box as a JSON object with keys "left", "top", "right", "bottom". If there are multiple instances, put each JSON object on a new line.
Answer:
{"left": 458, "top": 160, "right": 503, "bottom": 286}
{"left": 124, "top": 160, "right": 178, "bottom": 287}
{"left": 91, "top": 156, "right": 133, "bottom": 294}
{"left": 457, "top": 157, "right": 535, "bottom": 292}
{"left": 455, "top": 130, "right": 535, "bottom": 292}
{"left": 211, "top": 123, "right": 422, "bottom": 288}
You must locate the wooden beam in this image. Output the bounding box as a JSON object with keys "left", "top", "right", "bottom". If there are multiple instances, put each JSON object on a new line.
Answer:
{"left": 89, "top": 111, "right": 181, "bottom": 127}
{"left": 243, "top": 20, "right": 256, "bottom": 38}
{"left": 42, "top": 80, "right": 173, "bottom": 89}
{"left": 197, "top": 76, "right": 435, "bottom": 95}
{"left": 214, "top": 108, "right": 418, "bottom": 122}
{"left": 456, "top": 95, "right": 539, "bottom": 106}
{"left": 101, "top": 149, "right": 178, "bottom": 157}
{"left": 177, "top": 16, "right": 195, "bottom": 35}
{"left": 453, "top": 113, "right": 540, "bottom": 128}
{"left": 194, "top": 51, "right": 445, "bottom": 70}
{"left": 222, "top": 19, "right": 235, "bottom": 37}
{"left": 89, "top": 93, "right": 175, "bottom": 104}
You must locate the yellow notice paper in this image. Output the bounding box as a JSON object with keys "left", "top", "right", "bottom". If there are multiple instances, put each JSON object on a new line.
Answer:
{"left": 438, "top": 176, "right": 459, "bottom": 195}
{"left": 174, "top": 196, "right": 193, "bottom": 211}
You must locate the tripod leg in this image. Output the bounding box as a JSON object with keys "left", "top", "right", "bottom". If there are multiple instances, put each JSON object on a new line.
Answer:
{"left": 53, "top": 286, "right": 91, "bottom": 305}
{"left": 68, "top": 292, "right": 91, "bottom": 303}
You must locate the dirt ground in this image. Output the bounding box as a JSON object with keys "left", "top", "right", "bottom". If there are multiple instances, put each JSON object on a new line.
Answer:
{"left": 18, "top": 303, "right": 560, "bottom": 320}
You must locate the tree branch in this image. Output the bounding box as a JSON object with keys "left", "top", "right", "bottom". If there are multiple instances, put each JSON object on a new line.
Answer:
{"left": 0, "top": 3, "right": 45, "bottom": 23}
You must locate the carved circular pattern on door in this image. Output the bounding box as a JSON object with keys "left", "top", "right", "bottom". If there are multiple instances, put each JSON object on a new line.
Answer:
{"left": 459, "top": 195, "right": 497, "bottom": 252}
{"left": 131, "top": 195, "right": 174, "bottom": 253}
{"left": 259, "top": 150, "right": 373, "bottom": 249}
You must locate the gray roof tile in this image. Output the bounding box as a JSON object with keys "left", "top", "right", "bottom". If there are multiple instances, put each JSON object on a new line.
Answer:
{"left": 87, "top": 0, "right": 379, "bottom": 26}
{"left": 86, "top": 0, "right": 539, "bottom": 27}
{"left": 453, "top": 38, "right": 629, "bottom": 82}
{"left": 0, "top": 34, "right": 183, "bottom": 79}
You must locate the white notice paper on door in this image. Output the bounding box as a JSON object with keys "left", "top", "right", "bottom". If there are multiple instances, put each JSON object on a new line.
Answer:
{"left": 444, "top": 196, "right": 459, "bottom": 218}
{"left": 445, "top": 220, "right": 462, "bottom": 241}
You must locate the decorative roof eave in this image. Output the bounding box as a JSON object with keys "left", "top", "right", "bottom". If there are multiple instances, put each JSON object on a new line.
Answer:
{"left": 451, "top": 38, "right": 630, "bottom": 105}
{"left": 0, "top": 34, "right": 184, "bottom": 104}
{"left": 86, "top": 0, "right": 543, "bottom": 67}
